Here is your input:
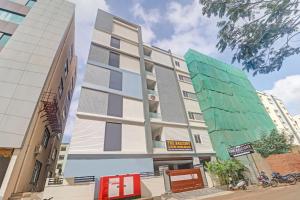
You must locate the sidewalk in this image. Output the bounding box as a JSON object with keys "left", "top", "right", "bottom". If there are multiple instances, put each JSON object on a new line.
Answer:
{"left": 160, "top": 187, "right": 233, "bottom": 200}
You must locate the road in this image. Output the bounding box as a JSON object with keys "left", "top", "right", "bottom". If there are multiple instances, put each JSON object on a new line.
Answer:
{"left": 203, "top": 184, "right": 300, "bottom": 200}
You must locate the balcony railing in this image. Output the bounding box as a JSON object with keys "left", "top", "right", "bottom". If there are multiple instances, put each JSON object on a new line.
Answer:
{"left": 146, "top": 71, "right": 155, "bottom": 77}
{"left": 149, "top": 112, "right": 161, "bottom": 119}
{"left": 148, "top": 89, "right": 158, "bottom": 96}
{"left": 153, "top": 140, "right": 166, "bottom": 148}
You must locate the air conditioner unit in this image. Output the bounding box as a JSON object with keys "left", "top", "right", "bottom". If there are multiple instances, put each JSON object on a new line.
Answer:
{"left": 150, "top": 95, "right": 156, "bottom": 101}
{"left": 34, "top": 145, "right": 43, "bottom": 155}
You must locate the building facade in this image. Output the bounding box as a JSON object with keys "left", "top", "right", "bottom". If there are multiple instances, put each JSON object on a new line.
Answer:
{"left": 257, "top": 91, "right": 300, "bottom": 144}
{"left": 0, "top": 0, "right": 76, "bottom": 199}
{"left": 55, "top": 143, "right": 69, "bottom": 177}
{"left": 294, "top": 115, "right": 300, "bottom": 128}
{"left": 65, "top": 9, "right": 214, "bottom": 182}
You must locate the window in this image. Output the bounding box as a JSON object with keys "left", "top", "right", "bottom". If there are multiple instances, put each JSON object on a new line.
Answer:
{"left": 30, "top": 160, "right": 42, "bottom": 185}
{"left": 59, "top": 155, "right": 64, "bottom": 160}
{"left": 188, "top": 112, "right": 203, "bottom": 121}
{"left": 183, "top": 91, "right": 197, "bottom": 100}
{"left": 67, "top": 90, "right": 72, "bottom": 102}
{"left": 108, "top": 52, "right": 120, "bottom": 67}
{"left": 194, "top": 134, "right": 202, "bottom": 144}
{"left": 68, "top": 44, "right": 73, "bottom": 64}
{"left": 51, "top": 148, "right": 57, "bottom": 160}
{"left": 57, "top": 164, "right": 62, "bottom": 169}
{"left": 110, "top": 37, "right": 120, "bottom": 49}
{"left": 104, "top": 122, "right": 122, "bottom": 151}
{"left": 58, "top": 78, "right": 64, "bottom": 98}
{"left": 26, "top": 0, "right": 37, "bottom": 8}
{"left": 64, "top": 60, "right": 68, "bottom": 77}
{"left": 175, "top": 61, "right": 180, "bottom": 67}
{"left": 0, "top": 9, "right": 24, "bottom": 24}
{"left": 178, "top": 74, "right": 192, "bottom": 83}
{"left": 41, "top": 127, "right": 50, "bottom": 148}
{"left": 0, "top": 33, "right": 11, "bottom": 48}
{"left": 61, "top": 146, "right": 66, "bottom": 151}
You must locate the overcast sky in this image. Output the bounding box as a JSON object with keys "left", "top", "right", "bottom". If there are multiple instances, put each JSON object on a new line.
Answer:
{"left": 63, "top": 0, "right": 300, "bottom": 142}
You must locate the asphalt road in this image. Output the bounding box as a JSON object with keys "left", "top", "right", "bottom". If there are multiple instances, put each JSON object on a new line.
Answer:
{"left": 204, "top": 184, "right": 300, "bottom": 200}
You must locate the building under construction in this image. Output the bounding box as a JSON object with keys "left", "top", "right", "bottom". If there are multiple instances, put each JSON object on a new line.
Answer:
{"left": 184, "top": 49, "right": 275, "bottom": 160}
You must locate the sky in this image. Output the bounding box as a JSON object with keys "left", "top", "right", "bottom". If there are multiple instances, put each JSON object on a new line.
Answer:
{"left": 63, "top": 0, "right": 300, "bottom": 142}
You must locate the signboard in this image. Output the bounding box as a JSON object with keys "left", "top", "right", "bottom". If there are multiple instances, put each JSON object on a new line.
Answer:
{"left": 228, "top": 143, "right": 254, "bottom": 157}
{"left": 166, "top": 140, "right": 193, "bottom": 151}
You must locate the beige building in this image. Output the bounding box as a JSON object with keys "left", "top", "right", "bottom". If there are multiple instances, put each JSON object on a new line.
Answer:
{"left": 0, "top": 0, "right": 76, "bottom": 199}
{"left": 65, "top": 10, "right": 215, "bottom": 191}
{"left": 257, "top": 91, "right": 300, "bottom": 145}
{"left": 55, "top": 143, "right": 69, "bottom": 177}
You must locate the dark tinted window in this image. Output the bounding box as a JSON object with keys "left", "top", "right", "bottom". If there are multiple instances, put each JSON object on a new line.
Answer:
{"left": 107, "top": 94, "right": 123, "bottom": 117}
{"left": 110, "top": 37, "right": 120, "bottom": 49}
{"left": 104, "top": 122, "right": 122, "bottom": 151}
{"left": 41, "top": 128, "right": 50, "bottom": 148}
{"left": 31, "top": 160, "right": 42, "bottom": 185}
{"left": 108, "top": 52, "right": 120, "bottom": 67}
{"left": 109, "top": 70, "right": 122, "bottom": 91}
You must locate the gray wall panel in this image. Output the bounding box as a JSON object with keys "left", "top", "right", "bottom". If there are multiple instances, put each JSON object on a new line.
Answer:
{"left": 109, "top": 70, "right": 122, "bottom": 91}
{"left": 107, "top": 94, "right": 123, "bottom": 117}
{"left": 88, "top": 44, "right": 109, "bottom": 64}
{"left": 84, "top": 64, "right": 110, "bottom": 87}
{"left": 78, "top": 88, "right": 108, "bottom": 115}
{"left": 104, "top": 122, "right": 122, "bottom": 151}
{"left": 155, "top": 66, "right": 186, "bottom": 123}
{"left": 94, "top": 9, "right": 113, "bottom": 33}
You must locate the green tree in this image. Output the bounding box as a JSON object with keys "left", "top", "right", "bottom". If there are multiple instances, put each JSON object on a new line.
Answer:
{"left": 205, "top": 159, "right": 245, "bottom": 185}
{"left": 200, "top": 0, "right": 300, "bottom": 75}
{"left": 253, "top": 129, "right": 292, "bottom": 157}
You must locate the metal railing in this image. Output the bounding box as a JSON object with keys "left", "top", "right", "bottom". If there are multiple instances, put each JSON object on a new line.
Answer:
{"left": 74, "top": 176, "right": 95, "bottom": 183}
{"left": 153, "top": 140, "right": 166, "bottom": 148}
{"left": 149, "top": 112, "right": 161, "bottom": 119}
{"left": 147, "top": 89, "right": 158, "bottom": 95}
{"left": 48, "top": 177, "right": 63, "bottom": 185}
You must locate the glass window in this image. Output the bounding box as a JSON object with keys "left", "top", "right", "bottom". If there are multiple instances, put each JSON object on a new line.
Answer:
{"left": 194, "top": 134, "right": 202, "bottom": 144}
{"left": 108, "top": 52, "right": 120, "bottom": 67}
{"left": 26, "top": 0, "right": 37, "bottom": 8}
{"left": 41, "top": 127, "right": 50, "bottom": 148}
{"left": 51, "top": 148, "right": 57, "bottom": 160}
{"left": 183, "top": 91, "right": 197, "bottom": 100}
{"left": 110, "top": 37, "right": 120, "bottom": 49}
{"left": 0, "top": 9, "right": 24, "bottom": 24}
{"left": 0, "top": 33, "right": 11, "bottom": 48}
{"left": 59, "top": 155, "right": 64, "bottom": 160}
{"left": 31, "top": 160, "right": 42, "bottom": 185}
{"left": 178, "top": 74, "right": 192, "bottom": 83}
{"left": 188, "top": 112, "right": 203, "bottom": 121}
{"left": 175, "top": 61, "right": 180, "bottom": 67}
{"left": 64, "top": 60, "right": 68, "bottom": 77}
{"left": 104, "top": 122, "right": 122, "bottom": 151}
{"left": 58, "top": 78, "right": 64, "bottom": 98}
{"left": 60, "top": 146, "right": 66, "bottom": 151}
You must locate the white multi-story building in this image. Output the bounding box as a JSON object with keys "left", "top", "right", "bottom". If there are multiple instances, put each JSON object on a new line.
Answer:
{"left": 294, "top": 115, "right": 300, "bottom": 128}
{"left": 64, "top": 9, "right": 215, "bottom": 185}
{"left": 257, "top": 91, "right": 300, "bottom": 144}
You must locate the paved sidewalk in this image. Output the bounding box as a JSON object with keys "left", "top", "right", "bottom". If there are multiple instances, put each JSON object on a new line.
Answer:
{"left": 161, "top": 187, "right": 232, "bottom": 200}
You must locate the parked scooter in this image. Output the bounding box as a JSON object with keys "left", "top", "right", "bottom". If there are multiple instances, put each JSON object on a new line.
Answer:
{"left": 228, "top": 178, "right": 247, "bottom": 190}
{"left": 271, "top": 172, "right": 297, "bottom": 187}
{"left": 257, "top": 171, "right": 277, "bottom": 187}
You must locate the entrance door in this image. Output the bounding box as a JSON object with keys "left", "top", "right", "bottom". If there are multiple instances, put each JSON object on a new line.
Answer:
{"left": 108, "top": 178, "right": 120, "bottom": 198}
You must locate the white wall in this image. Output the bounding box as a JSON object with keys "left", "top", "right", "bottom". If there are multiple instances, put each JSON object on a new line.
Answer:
{"left": 120, "top": 54, "right": 140, "bottom": 74}
{"left": 191, "top": 129, "right": 214, "bottom": 153}
{"left": 151, "top": 49, "right": 173, "bottom": 68}
{"left": 141, "top": 176, "right": 165, "bottom": 198}
{"left": 122, "top": 124, "right": 147, "bottom": 153}
{"left": 123, "top": 97, "right": 144, "bottom": 121}
{"left": 112, "top": 21, "right": 138, "bottom": 42}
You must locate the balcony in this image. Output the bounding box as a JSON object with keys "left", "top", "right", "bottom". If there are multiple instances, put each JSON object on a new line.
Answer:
{"left": 153, "top": 140, "right": 166, "bottom": 148}
{"left": 148, "top": 89, "right": 159, "bottom": 102}
{"left": 145, "top": 70, "right": 156, "bottom": 82}
{"left": 149, "top": 112, "right": 161, "bottom": 119}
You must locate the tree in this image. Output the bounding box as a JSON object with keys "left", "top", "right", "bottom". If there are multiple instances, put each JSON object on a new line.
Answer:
{"left": 200, "top": 0, "right": 300, "bottom": 75}
{"left": 253, "top": 129, "right": 293, "bottom": 157}
{"left": 205, "top": 159, "right": 245, "bottom": 185}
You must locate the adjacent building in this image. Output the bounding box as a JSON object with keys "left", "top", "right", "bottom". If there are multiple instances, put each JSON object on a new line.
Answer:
{"left": 257, "top": 91, "right": 300, "bottom": 144}
{"left": 0, "top": 0, "right": 76, "bottom": 199}
{"left": 65, "top": 9, "right": 214, "bottom": 183}
{"left": 55, "top": 143, "right": 69, "bottom": 177}
{"left": 184, "top": 49, "right": 275, "bottom": 160}
{"left": 294, "top": 115, "right": 300, "bottom": 128}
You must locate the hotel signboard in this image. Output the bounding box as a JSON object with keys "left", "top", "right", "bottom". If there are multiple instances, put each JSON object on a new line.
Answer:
{"left": 166, "top": 140, "right": 193, "bottom": 151}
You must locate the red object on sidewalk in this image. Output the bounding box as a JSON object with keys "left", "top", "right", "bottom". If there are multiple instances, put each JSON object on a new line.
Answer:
{"left": 99, "top": 174, "right": 141, "bottom": 200}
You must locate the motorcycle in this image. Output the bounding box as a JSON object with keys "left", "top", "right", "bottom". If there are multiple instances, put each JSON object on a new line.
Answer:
{"left": 291, "top": 172, "right": 300, "bottom": 182}
{"left": 270, "top": 172, "right": 297, "bottom": 187}
{"left": 228, "top": 179, "right": 247, "bottom": 190}
{"left": 257, "top": 171, "right": 277, "bottom": 187}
